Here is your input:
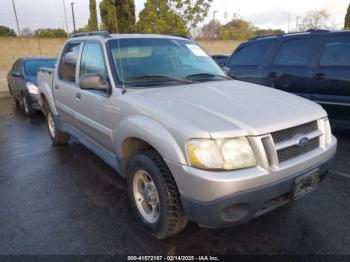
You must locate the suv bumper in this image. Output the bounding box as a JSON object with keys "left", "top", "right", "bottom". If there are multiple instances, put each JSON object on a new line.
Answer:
{"left": 180, "top": 155, "right": 334, "bottom": 228}
{"left": 165, "top": 136, "right": 336, "bottom": 228}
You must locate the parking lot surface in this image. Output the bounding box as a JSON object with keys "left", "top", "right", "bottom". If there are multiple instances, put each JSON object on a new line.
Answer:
{"left": 0, "top": 97, "right": 349, "bottom": 255}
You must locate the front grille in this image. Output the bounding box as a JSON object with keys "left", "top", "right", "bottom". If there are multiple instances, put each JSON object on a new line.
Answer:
{"left": 272, "top": 121, "right": 318, "bottom": 143}
{"left": 277, "top": 137, "right": 319, "bottom": 162}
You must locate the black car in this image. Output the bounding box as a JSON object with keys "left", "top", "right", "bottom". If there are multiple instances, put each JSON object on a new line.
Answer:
{"left": 7, "top": 57, "right": 56, "bottom": 116}
{"left": 211, "top": 55, "right": 229, "bottom": 67}
{"left": 226, "top": 30, "right": 350, "bottom": 121}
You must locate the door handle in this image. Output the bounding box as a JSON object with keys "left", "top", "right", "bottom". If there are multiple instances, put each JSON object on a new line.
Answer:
{"left": 313, "top": 73, "right": 326, "bottom": 79}
{"left": 267, "top": 72, "right": 277, "bottom": 78}
{"left": 75, "top": 92, "right": 81, "bottom": 101}
{"left": 54, "top": 85, "right": 59, "bottom": 90}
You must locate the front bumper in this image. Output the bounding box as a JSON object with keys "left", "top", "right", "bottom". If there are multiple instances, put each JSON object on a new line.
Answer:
{"left": 165, "top": 136, "right": 337, "bottom": 228}
{"left": 27, "top": 93, "right": 40, "bottom": 111}
{"left": 180, "top": 155, "right": 334, "bottom": 228}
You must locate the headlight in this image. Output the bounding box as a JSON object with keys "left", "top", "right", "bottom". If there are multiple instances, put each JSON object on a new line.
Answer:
{"left": 186, "top": 138, "right": 256, "bottom": 171}
{"left": 26, "top": 82, "right": 38, "bottom": 95}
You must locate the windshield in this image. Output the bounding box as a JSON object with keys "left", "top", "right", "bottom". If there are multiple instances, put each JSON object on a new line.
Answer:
{"left": 24, "top": 59, "right": 56, "bottom": 76}
{"left": 107, "top": 38, "right": 228, "bottom": 87}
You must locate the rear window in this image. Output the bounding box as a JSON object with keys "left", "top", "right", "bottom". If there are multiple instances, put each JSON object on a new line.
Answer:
{"left": 272, "top": 38, "right": 315, "bottom": 66}
{"left": 319, "top": 35, "right": 350, "bottom": 66}
{"left": 228, "top": 39, "right": 273, "bottom": 66}
{"left": 24, "top": 59, "right": 56, "bottom": 76}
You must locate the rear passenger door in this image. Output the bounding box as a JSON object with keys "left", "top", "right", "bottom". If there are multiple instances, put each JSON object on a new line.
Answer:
{"left": 266, "top": 36, "right": 320, "bottom": 99}
{"left": 309, "top": 34, "right": 350, "bottom": 120}
{"left": 55, "top": 42, "right": 82, "bottom": 128}
{"left": 226, "top": 39, "right": 275, "bottom": 87}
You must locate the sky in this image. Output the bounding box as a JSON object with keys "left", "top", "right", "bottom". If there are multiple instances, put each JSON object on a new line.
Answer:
{"left": 0, "top": 0, "right": 348, "bottom": 34}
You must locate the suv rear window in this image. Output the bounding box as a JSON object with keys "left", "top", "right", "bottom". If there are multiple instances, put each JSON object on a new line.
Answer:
{"left": 228, "top": 39, "right": 273, "bottom": 66}
{"left": 59, "top": 42, "right": 81, "bottom": 82}
{"left": 319, "top": 35, "right": 350, "bottom": 66}
{"left": 272, "top": 38, "right": 314, "bottom": 66}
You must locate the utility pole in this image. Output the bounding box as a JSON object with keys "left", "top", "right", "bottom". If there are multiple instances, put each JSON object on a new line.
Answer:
{"left": 296, "top": 16, "right": 301, "bottom": 32}
{"left": 213, "top": 11, "right": 218, "bottom": 21}
{"left": 281, "top": 12, "right": 291, "bottom": 33}
{"left": 62, "top": 0, "right": 69, "bottom": 36}
{"left": 71, "top": 2, "right": 76, "bottom": 33}
{"left": 11, "top": 0, "right": 20, "bottom": 36}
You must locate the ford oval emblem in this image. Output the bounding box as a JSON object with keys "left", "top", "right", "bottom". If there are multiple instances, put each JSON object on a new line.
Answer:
{"left": 298, "top": 137, "right": 310, "bottom": 147}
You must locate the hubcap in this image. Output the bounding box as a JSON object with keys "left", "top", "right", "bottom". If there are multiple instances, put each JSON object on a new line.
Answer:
{"left": 132, "top": 170, "right": 160, "bottom": 223}
{"left": 47, "top": 113, "right": 55, "bottom": 138}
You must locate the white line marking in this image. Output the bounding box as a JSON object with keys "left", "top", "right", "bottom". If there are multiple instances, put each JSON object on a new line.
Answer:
{"left": 331, "top": 170, "right": 350, "bottom": 179}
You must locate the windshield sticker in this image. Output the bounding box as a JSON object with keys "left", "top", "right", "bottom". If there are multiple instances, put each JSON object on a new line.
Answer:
{"left": 186, "top": 44, "right": 208, "bottom": 57}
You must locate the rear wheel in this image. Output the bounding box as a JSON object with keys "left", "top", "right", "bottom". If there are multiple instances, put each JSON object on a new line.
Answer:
{"left": 127, "top": 150, "right": 188, "bottom": 239}
{"left": 47, "top": 109, "right": 69, "bottom": 146}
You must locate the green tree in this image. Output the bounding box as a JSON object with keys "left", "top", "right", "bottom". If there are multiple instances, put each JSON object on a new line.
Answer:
{"left": 76, "top": 24, "right": 89, "bottom": 33}
{"left": 99, "top": 0, "right": 136, "bottom": 33}
{"left": 100, "top": 0, "right": 117, "bottom": 32}
{"left": 255, "top": 28, "right": 285, "bottom": 37}
{"left": 35, "top": 28, "right": 67, "bottom": 38}
{"left": 218, "top": 19, "right": 256, "bottom": 40}
{"left": 0, "top": 25, "right": 16, "bottom": 37}
{"left": 345, "top": 4, "right": 350, "bottom": 29}
{"left": 88, "top": 0, "right": 99, "bottom": 31}
{"left": 116, "top": 0, "right": 136, "bottom": 32}
{"left": 170, "top": 0, "right": 212, "bottom": 32}
{"left": 137, "top": 0, "right": 187, "bottom": 35}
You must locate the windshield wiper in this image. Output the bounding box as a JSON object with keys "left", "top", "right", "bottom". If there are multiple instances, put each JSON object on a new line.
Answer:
{"left": 127, "top": 75, "right": 194, "bottom": 84}
{"left": 185, "top": 73, "right": 231, "bottom": 80}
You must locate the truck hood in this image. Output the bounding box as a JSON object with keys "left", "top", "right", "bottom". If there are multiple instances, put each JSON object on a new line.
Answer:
{"left": 130, "top": 80, "right": 327, "bottom": 138}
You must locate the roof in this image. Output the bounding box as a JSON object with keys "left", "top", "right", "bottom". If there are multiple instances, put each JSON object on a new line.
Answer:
{"left": 69, "top": 31, "right": 191, "bottom": 41}
{"left": 19, "top": 57, "right": 57, "bottom": 62}
{"left": 248, "top": 29, "right": 350, "bottom": 42}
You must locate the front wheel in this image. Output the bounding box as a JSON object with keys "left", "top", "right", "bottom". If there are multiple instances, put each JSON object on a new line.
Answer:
{"left": 127, "top": 150, "right": 188, "bottom": 239}
{"left": 22, "top": 95, "right": 35, "bottom": 116}
{"left": 47, "top": 110, "right": 69, "bottom": 146}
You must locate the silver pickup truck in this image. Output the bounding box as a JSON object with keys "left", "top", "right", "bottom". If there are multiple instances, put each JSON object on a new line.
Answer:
{"left": 37, "top": 31, "right": 337, "bottom": 239}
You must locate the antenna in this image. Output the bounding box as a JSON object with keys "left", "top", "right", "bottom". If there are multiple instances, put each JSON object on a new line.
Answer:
{"left": 114, "top": 1, "right": 127, "bottom": 95}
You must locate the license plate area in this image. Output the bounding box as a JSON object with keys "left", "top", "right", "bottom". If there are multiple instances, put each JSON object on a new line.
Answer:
{"left": 293, "top": 169, "right": 320, "bottom": 200}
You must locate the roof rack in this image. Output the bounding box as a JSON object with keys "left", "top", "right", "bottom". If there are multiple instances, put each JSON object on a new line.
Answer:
{"left": 70, "top": 31, "right": 111, "bottom": 39}
{"left": 170, "top": 34, "right": 192, "bottom": 39}
{"left": 249, "top": 29, "right": 331, "bottom": 41}
{"left": 306, "top": 29, "right": 330, "bottom": 33}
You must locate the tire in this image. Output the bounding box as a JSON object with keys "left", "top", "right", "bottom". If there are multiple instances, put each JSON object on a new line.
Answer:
{"left": 47, "top": 109, "right": 69, "bottom": 146}
{"left": 22, "top": 95, "right": 35, "bottom": 116}
{"left": 126, "top": 149, "right": 188, "bottom": 239}
{"left": 14, "top": 98, "right": 20, "bottom": 110}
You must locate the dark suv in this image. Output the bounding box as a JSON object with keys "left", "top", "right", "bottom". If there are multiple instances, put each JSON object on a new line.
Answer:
{"left": 226, "top": 30, "right": 350, "bottom": 121}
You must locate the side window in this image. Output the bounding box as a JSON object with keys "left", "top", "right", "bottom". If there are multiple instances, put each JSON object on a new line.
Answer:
{"left": 272, "top": 38, "right": 315, "bottom": 66}
{"left": 59, "top": 42, "right": 81, "bottom": 82}
{"left": 228, "top": 40, "right": 273, "bottom": 66}
{"left": 79, "top": 42, "right": 107, "bottom": 80}
{"left": 319, "top": 35, "right": 350, "bottom": 66}
{"left": 13, "top": 61, "right": 22, "bottom": 74}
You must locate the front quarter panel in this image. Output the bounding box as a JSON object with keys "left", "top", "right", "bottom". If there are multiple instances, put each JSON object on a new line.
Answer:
{"left": 114, "top": 115, "right": 188, "bottom": 166}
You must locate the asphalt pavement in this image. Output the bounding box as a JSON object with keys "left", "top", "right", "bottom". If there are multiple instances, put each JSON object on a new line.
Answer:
{"left": 0, "top": 97, "right": 349, "bottom": 255}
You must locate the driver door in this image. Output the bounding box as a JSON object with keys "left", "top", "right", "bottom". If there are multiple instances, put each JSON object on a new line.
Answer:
{"left": 74, "top": 41, "right": 113, "bottom": 151}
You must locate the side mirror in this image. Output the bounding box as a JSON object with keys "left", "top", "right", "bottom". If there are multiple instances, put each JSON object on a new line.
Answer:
{"left": 222, "top": 67, "right": 231, "bottom": 77}
{"left": 12, "top": 71, "right": 22, "bottom": 78}
{"left": 79, "top": 74, "right": 109, "bottom": 92}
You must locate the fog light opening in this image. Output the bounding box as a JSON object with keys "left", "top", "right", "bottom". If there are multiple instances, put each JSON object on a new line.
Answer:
{"left": 220, "top": 203, "right": 250, "bottom": 222}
